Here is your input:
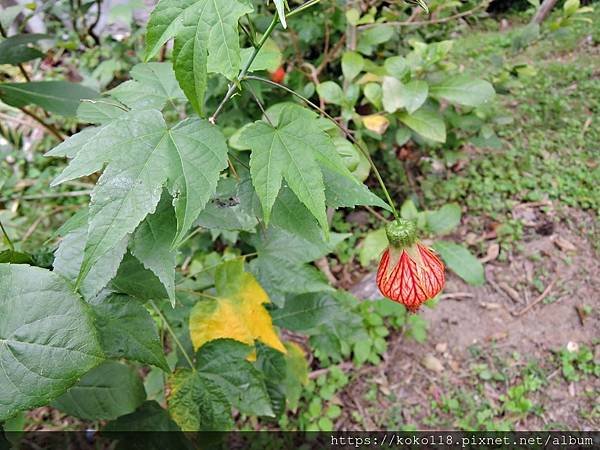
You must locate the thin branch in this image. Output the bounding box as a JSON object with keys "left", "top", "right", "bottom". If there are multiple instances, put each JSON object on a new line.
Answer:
{"left": 286, "top": 0, "right": 321, "bottom": 18}
{"left": 309, "top": 361, "right": 353, "bottom": 379}
{"left": 175, "top": 289, "right": 220, "bottom": 301}
{"left": 227, "top": 158, "right": 240, "bottom": 180}
{"left": 209, "top": 15, "right": 279, "bottom": 124}
{"left": 514, "top": 278, "right": 558, "bottom": 316}
{"left": 0, "top": 112, "right": 36, "bottom": 128}
{"left": 239, "top": 22, "right": 256, "bottom": 47}
{"left": 245, "top": 81, "right": 273, "bottom": 126}
{"left": 364, "top": 205, "right": 388, "bottom": 222}
{"left": 315, "top": 34, "right": 346, "bottom": 76}
{"left": 87, "top": 0, "right": 102, "bottom": 46}
{"left": 209, "top": 0, "right": 322, "bottom": 124}
{"left": 357, "top": 1, "right": 489, "bottom": 29}
{"left": 150, "top": 300, "right": 195, "bottom": 370}
{"left": 244, "top": 14, "right": 258, "bottom": 46}
{"left": 228, "top": 150, "right": 250, "bottom": 170}
{"left": 20, "top": 107, "right": 65, "bottom": 141}
{"left": 346, "top": 0, "right": 358, "bottom": 51}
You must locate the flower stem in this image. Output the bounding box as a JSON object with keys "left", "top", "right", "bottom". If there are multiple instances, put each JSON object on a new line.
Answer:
{"left": 243, "top": 75, "right": 400, "bottom": 220}
{"left": 150, "top": 300, "right": 195, "bottom": 371}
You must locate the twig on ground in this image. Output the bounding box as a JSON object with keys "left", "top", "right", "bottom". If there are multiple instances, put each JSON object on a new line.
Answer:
{"left": 487, "top": 275, "right": 516, "bottom": 304}
{"left": 574, "top": 305, "right": 588, "bottom": 326}
{"left": 22, "top": 206, "right": 66, "bottom": 243}
{"left": 498, "top": 282, "right": 523, "bottom": 304}
{"left": 514, "top": 278, "right": 558, "bottom": 316}
{"left": 440, "top": 292, "right": 475, "bottom": 301}
{"left": 350, "top": 395, "right": 377, "bottom": 429}
{"left": 315, "top": 35, "right": 346, "bottom": 75}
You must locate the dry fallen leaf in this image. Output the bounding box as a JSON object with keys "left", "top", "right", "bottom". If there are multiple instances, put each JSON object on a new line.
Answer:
{"left": 553, "top": 236, "right": 577, "bottom": 252}
{"left": 479, "top": 302, "right": 502, "bottom": 310}
{"left": 480, "top": 243, "right": 500, "bottom": 263}
{"left": 486, "top": 331, "right": 509, "bottom": 342}
{"left": 422, "top": 354, "right": 444, "bottom": 373}
{"left": 435, "top": 342, "right": 448, "bottom": 353}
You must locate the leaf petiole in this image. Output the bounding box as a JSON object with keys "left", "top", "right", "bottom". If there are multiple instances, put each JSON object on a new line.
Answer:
{"left": 150, "top": 300, "right": 195, "bottom": 371}
{"left": 0, "top": 220, "right": 14, "bottom": 251}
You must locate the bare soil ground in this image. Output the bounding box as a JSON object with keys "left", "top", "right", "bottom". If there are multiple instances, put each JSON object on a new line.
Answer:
{"left": 347, "top": 205, "right": 599, "bottom": 430}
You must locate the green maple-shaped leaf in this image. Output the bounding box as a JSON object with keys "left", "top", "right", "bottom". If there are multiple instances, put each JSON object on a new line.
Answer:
{"left": 144, "top": 0, "right": 253, "bottom": 114}
{"left": 239, "top": 104, "right": 365, "bottom": 233}
{"left": 131, "top": 195, "right": 178, "bottom": 305}
{"left": 46, "top": 110, "right": 228, "bottom": 286}
{"left": 167, "top": 339, "right": 273, "bottom": 431}
{"left": 53, "top": 224, "right": 128, "bottom": 300}
{"left": 108, "top": 62, "right": 186, "bottom": 111}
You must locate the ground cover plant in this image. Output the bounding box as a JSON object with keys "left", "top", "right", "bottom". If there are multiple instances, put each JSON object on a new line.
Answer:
{"left": 0, "top": 0, "right": 597, "bottom": 440}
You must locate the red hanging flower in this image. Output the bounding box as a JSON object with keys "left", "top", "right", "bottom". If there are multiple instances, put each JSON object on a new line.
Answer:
{"left": 376, "top": 219, "right": 445, "bottom": 312}
{"left": 269, "top": 66, "right": 286, "bottom": 84}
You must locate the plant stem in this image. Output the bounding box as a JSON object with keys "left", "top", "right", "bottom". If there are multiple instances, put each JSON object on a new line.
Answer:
{"left": 244, "top": 75, "right": 400, "bottom": 220}
{"left": 183, "top": 252, "right": 257, "bottom": 276}
{"left": 209, "top": 16, "right": 279, "bottom": 124}
{"left": 286, "top": 0, "right": 321, "bottom": 18}
{"left": 209, "top": 0, "right": 322, "bottom": 124}
{"left": 21, "top": 107, "right": 65, "bottom": 141}
{"left": 0, "top": 221, "right": 15, "bottom": 251}
{"left": 150, "top": 300, "right": 195, "bottom": 370}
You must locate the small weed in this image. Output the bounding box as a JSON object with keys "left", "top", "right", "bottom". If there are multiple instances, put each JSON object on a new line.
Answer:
{"left": 558, "top": 345, "right": 600, "bottom": 382}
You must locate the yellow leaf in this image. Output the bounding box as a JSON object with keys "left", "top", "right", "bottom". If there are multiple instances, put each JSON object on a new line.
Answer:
{"left": 362, "top": 114, "right": 390, "bottom": 135}
{"left": 189, "top": 259, "right": 286, "bottom": 354}
{"left": 357, "top": 73, "right": 382, "bottom": 85}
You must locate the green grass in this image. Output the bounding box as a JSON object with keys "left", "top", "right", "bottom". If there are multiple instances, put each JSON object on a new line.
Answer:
{"left": 421, "top": 10, "right": 600, "bottom": 220}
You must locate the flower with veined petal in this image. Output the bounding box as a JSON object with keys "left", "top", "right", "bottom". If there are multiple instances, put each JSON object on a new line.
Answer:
{"left": 376, "top": 219, "right": 445, "bottom": 312}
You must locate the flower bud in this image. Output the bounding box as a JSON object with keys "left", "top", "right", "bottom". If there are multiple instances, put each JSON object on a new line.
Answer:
{"left": 376, "top": 219, "right": 445, "bottom": 312}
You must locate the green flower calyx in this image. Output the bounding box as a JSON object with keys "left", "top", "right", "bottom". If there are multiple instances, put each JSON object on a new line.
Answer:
{"left": 385, "top": 219, "right": 418, "bottom": 249}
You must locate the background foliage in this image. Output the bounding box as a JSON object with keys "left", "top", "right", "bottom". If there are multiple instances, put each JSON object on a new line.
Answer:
{"left": 0, "top": 0, "right": 597, "bottom": 436}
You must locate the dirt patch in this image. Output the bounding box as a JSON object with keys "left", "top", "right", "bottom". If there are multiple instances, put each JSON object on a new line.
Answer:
{"left": 347, "top": 206, "right": 599, "bottom": 430}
